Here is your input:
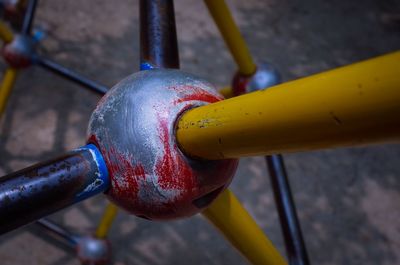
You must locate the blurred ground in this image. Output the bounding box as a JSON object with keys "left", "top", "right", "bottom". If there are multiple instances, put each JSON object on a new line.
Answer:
{"left": 0, "top": 0, "right": 399, "bottom": 264}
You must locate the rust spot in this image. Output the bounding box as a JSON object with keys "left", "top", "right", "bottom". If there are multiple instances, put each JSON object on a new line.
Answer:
{"left": 218, "top": 138, "right": 222, "bottom": 145}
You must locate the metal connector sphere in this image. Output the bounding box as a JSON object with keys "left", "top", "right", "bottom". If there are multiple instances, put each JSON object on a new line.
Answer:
{"left": 88, "top": 69, "right": 238, "bottom": 220}
{"left": 232, "top": 62, "right": 280, "bottom": 96}
{"left": 2, "top": 34, "right": 34, "bottom": 68}
{"left": 76, "top": 236, "right": 111, "bottom": 265}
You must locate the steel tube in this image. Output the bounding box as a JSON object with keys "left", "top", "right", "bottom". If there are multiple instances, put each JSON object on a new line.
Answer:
{"left": 36, "top": 218, "right": 79, "bottom": 247}
{"left": 34, "top": 56, "right": 108, "bottom": 95}
{"left": 139, "top": 0, "right": 179, "bottom": 69}
{"left": 266, "top": 155, "right": 310, "bottom": 265}
{"left": 21, "top": 0, "right": 38, "bottom": 35}
{"left": 0, "top": 144, "right": 109, "bottom": 234}
{"left": 176, "top": 51, "right": 400, "bottom": 159}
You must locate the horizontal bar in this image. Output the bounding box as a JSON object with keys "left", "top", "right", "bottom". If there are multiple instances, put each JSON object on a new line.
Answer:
{"left": 36, "top": 218, "right": 79, "bottom": 247}
{"left": 266, "top": 155, "right": 309, "bottom": 265}
{"left": 34, "top": 55, "right": 108, "bottom": 95}
{"left": 0, "top": 67, "right": 18, "bottom": 118}
{"left": 140, "top": 0, "right": 179, "bottom": 69}
{"left": 204, "top": 0, "right": 256, "bottom": 75}
{"left": 0, "top": 144, "right": 109, "bottom": 234}
{"left": 202, "top": 189, "right": 287, "bottom": 265}
{"left": 176, "top": 51, "right": 400, "bottom": 159}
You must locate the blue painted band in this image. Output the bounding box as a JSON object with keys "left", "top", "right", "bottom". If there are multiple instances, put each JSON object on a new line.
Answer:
{"left": 140, "top": 62, "right": 156, "bottom": 71}
{"left": 74, "top": 144, "right": 110, "bottom": 201}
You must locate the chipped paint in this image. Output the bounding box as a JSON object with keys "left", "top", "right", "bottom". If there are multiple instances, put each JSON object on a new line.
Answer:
{"left": 87, "top": 69, "right": 238, "bottom": 220}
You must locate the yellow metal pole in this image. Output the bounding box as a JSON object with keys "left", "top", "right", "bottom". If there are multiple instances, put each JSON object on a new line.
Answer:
{"left": 218, "top": 86, "right": 233, "bottom": 99}
{"left": 0, "top": 21, "right": 14, "bottom": 43}
{"left": 177, "top": 51, "right": 400, "bottom": 159}
{"left": 204, "top": 0, "right": 257, "bottom": 76}
{"left": 95, "top": 203, "right": 118, "bottom": 239}
{"left": 202, "top": 189, "right": 287, "bottom": 265}
{"left": 0, "top": 68, "right": 18, "bottom": 118}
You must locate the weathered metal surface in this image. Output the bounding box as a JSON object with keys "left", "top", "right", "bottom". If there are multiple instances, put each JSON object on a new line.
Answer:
{"left": 0, "top": 144, "right": 109, "bottom": 234}
{"left": 140, "top": 0, "right": 179, "bottom": 70}
{"left": 88, "top": 69, "right": 238, "bottom": 220}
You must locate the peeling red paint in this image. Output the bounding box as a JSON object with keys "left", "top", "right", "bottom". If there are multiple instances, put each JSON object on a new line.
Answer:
{"left": 171, "top": 85, "right": 223, "bottom": 105}
{"left": 87, "top": 77, "right": 239, "bottom": 220}
{"left": 155, "top": 114, "right": 194, "bottom": 195}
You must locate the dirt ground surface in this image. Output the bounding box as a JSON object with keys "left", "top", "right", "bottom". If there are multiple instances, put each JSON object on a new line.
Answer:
{"left": 0, "top": 0, "right": 399, "bottom": 264}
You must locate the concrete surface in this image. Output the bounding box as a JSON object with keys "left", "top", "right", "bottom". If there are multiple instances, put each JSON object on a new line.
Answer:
{"left": 0, "top": 0, "right": 399, "bottom": 264}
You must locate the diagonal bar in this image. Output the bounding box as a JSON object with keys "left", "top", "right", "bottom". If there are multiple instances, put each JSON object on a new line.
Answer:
{"left": 34, "top": 55, "right": 108, "bottom": 95}
{"left": 202, "top": 189, "right": 287, "bottom": 265}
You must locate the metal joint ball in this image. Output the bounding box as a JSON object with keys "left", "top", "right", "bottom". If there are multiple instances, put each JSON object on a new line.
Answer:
{"left": 2, "top": 34, "right": 35, "bottom": 68}
{"left": 232, "top": 62, "right": 281, "bottom": 95}
{"left": 77, "top": 236, "right": 111, "bottom": 265}
{"left": 88, "top": 69, "right": 238, "bottom": 220}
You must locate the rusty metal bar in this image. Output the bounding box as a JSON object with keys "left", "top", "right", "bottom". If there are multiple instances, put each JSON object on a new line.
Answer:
{"left": 0, "top": 144, "right": 109, "bottom": 235}
{"left": 139, "top": 0, "right": 179, "bottom": 70}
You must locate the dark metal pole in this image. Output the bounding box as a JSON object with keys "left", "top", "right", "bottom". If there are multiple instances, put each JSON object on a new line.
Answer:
{"left": 34, "top": 55, "right": 108, "bottom": 95}
{"left": 36, "top": 218, "right": 79, "bottom": 248}
{"left": 139, "top": 0, "right": 179, "bottom": 70}
{"left": 21, "top": 0, "right": 38, "bottom": 35}
{"left": 266, "top": 154, "right": 310, "bottom": 265}
{"left": 0, "top": 144, "right": 109, "bottom": 235}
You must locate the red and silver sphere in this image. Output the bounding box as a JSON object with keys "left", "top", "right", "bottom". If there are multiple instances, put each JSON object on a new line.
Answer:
{"left": 88, "top": 69, "right": 238, "bottom": 220}
{"left": 232, "top": 62, "right": 281, "bottom": 96}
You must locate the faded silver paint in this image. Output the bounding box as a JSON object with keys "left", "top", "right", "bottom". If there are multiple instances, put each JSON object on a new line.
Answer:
{"left": 88, "top": 69, "right": 238, "bottom": 220}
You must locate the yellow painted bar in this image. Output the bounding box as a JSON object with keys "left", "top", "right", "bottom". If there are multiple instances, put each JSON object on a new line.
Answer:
{"left": 219, "top": 86, "right": 233, "bottom": 99}
{"left": 177, "top": 51, "right": 400, "bottom": 159}
{"left": 202, "top": 189, "right": 287, "bottom": 265}
{"left": 95, "top": 203, "right": 118, "bottom": 238}
{"left": 0, "top": 21, "right": 13, "bottom": 43}
{"left": 204, "top": 0, "right": 256, "bottom": 75}
{"left": 0, "top": 68, "right": 18, "bottom": 117}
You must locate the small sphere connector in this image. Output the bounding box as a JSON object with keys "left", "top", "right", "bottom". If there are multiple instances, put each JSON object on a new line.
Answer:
{"left": 2, "top": 34, "right": 35, "bottom": 68}
{"left": 76, "top": 236, "right": 111, "bottom": 265}
{"left": 232, "top": 62, "right": 280, "bottom": 96}
{"left": 88, "top": 69, "right": 238, "bottom": 220}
